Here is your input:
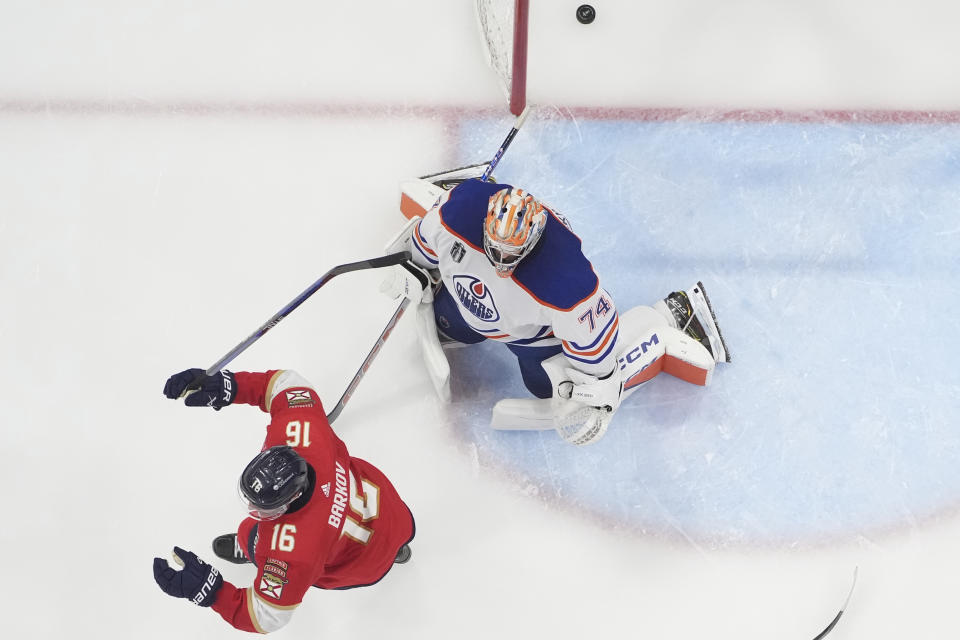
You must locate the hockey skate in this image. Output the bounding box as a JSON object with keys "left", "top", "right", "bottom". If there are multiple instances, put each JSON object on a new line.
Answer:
{"left": 394, "top": 543, "right": 412, "bottom": 564}
{"left": 212, "top": 533, "right": 252, "bottom": 565}
{"left": 664, "top": 282, "right": 731, "bottom": 363}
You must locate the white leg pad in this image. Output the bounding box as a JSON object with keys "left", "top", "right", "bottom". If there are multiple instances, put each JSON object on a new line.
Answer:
{"left": 384, "top": 215, "right": 421, "bottom": 254}
{"left": 399, "top": 164, "right": 492, "bottom": 219}
{"left": 399, "top": 179, "right": 446, "bottom": 220}
{"left": 616, "top": 305, "right": 715, "bottom": 395}
{"left": 416, "top": 300, "right": 451, "bottom": 403}
{"left": 490, "top": 398, "right": 558, "bottom": 431}
{"left": 490, "top": 304, "right": 716, "bottom": 432}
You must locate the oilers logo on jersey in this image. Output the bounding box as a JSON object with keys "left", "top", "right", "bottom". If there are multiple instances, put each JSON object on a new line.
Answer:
{"left": 452, "top": 275, "right": 500, "bottom": 322}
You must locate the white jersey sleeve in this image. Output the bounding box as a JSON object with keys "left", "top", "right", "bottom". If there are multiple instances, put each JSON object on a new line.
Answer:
{"left": 550, "top": 286, "right": 620, "bottom": 378}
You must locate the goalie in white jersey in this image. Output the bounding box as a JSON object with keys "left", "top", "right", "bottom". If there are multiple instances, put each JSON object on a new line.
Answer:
{"left": 382, "top": 172, "right": 730, "bottom": 445}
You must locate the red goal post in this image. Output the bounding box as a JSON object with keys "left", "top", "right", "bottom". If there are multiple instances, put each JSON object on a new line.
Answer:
{"left": 475, "top": 0, "right": 529, "bottom": 115}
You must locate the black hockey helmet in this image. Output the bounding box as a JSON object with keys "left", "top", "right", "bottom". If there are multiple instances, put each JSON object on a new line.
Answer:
{"left": 238, "top": 445, "right": 309, "bottom": 521}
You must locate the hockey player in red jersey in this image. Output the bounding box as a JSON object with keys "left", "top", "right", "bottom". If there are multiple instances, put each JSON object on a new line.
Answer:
{"left": 153, "top": 368, "right": 415, "bottom": 634}
{"left": 382, "top": 172, "right": 731, "bottom": 445}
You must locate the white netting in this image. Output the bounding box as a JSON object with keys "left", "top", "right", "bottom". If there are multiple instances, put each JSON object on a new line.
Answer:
{"left": 554, "top": 402, "right": 612, "bottom": 446}
{"left": 474, "top": 0, "right": 518, "bottom": 104}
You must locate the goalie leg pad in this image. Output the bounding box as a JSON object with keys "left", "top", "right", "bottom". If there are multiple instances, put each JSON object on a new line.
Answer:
{"left": 384, "top": 215, "right": 421, "bottom": 254}
{"left": 490, "top": 398, "right": 556, "bottom": 431}
{"left": 416, "top": 301, "right": 451, "bottom": 403}
{"left": 399, "top": 164, "right": 491, "bottom": 220}
{"left": 616, "top": 305, "right": 715, "bottom": 394}
{"left": 400, "top": 180, "right": 446, "bottom": 220}
{"left": 489, "top": 305, "right": 716, "bottom": 435}
{"left": 619, "top": 326, "right": 715, "bottom": 394}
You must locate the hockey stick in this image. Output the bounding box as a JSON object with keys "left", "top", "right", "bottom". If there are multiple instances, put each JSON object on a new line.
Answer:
{"left": 326, "top": 297, "right": 411, "bottom": 424}
{"left": 481, "top": 105, "right": 531, "bottom": 182}
{"left": 810, "top": 567, "right": 858, "bottom": 640}
{"left": 187, "top": 251, "right": 412, "bottom": 391}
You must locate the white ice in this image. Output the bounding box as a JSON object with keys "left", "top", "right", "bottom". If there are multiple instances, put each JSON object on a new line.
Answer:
{"left": 1, "top": 2, "right": 958, "bottom": 639}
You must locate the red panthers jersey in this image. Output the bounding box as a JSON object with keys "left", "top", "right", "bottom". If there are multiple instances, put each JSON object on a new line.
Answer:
{"left": 210, "top": 370, "right": 414, "bottom": 633}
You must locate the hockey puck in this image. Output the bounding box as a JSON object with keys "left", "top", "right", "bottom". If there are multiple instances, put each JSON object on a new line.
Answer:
{"left": 576, "top": 4, "right": 596, "bottom": 24}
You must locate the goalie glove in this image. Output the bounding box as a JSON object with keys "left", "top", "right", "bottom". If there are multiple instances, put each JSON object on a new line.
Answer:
{"left": 554, "top": 368, "right": 622, "bottom": 446}
{"left": 554, "top": 403, "right": 614, "bottom": 446}
{"left": 558, "top": 368, "right": 623, "bottom": 411}
{"left": 379, "top": 261, "right": 438, "bottom": 305}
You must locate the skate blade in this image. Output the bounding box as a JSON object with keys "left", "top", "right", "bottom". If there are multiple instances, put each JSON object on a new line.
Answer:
{"left": 692, "top": 281, "right": 731, "bottom": 363}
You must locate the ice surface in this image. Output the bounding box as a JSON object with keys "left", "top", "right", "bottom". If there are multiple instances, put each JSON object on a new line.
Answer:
{"left": 445, "top": 114, "right": 960, "bottom": 546}
{"left": 2, "top": 1, "right": 960, "bottom": 639}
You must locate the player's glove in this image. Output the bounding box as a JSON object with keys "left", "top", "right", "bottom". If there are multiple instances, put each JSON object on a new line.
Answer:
{"left": 153, "top": 546, "right": 223, "bottom": 607}
{"left": 379, "top": 261, "right": 437, "bottom": 305}
{"left": 162, "top": 368, "right": 236, "bottom": 410}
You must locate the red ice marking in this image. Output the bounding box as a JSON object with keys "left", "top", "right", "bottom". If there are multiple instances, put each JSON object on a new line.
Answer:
{"left": 5, "top": 99, "right": 960, "bottom": 125}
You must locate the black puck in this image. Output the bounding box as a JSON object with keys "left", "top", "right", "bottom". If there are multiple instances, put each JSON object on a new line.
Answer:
{"left": 576, "top": 4, "right": 596, "bottom": 24}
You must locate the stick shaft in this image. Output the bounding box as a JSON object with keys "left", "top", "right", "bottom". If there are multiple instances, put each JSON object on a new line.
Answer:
{"left": 326, "top": 297, "right": 411, "bottom": 424}
{"left": 203, "top": 251, "right": 411, "bottom": 376}
{"left": 811, "top": 567, "right": 858, "bottom": 640}
{"left": 481, "top": 105, "right": 531, "bottom": 182}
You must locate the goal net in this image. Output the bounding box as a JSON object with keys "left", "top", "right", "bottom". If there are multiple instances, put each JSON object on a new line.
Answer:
{"left": 475, "top": 0, "right": 529, "bottom": 115}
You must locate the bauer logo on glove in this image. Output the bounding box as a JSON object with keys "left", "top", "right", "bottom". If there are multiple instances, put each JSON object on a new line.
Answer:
{"left": 152, "top": 546, "right": 223, "bottom": 607}
{"left": 162, "top": 368, "right": 236, "bottom": 410}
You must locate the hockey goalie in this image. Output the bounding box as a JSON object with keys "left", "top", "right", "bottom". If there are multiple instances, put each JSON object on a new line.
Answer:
{"left": 380, "top": 164, "right": 731, "bottom": 446}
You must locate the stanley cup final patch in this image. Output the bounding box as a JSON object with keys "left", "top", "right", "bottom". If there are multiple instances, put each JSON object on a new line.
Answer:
{"left": 285, "top": 389, "right": 313, "bottom": 408}
{"left": 450, "top": 241, "right": 466, "bottom": 263}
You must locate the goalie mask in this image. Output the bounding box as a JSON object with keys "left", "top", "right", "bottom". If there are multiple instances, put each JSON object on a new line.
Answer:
{"left": 483, "top": 187, "right": 547, "bottom": 278}
{"left": 238, "top": 445, "right": 309, "bottom": 521}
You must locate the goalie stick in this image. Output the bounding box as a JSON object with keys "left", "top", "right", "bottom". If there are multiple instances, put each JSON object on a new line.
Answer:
{"left": 810, "top": 567, "right": 858, "bottom": 640}
{"left": 482, "top": 105, "right": 530, "bottom": 181}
